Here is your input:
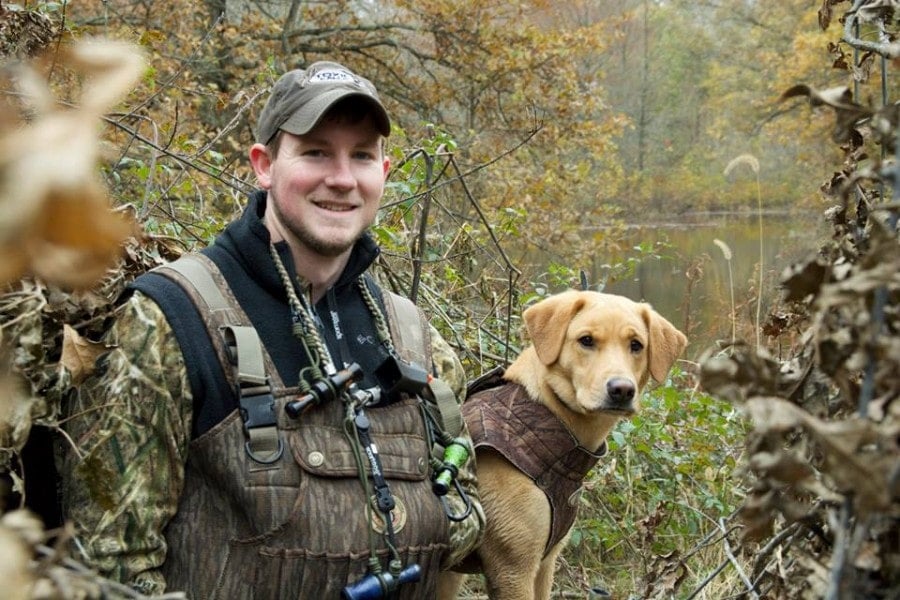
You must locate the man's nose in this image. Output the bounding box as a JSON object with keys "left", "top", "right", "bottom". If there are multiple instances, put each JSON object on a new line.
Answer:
{"left": 324, "top": 156, "right": 356, "bottom": 189}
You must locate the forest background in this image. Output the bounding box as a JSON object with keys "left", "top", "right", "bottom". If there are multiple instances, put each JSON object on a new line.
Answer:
{"left": 0, "top": 0, "right": 897, "bottom": 599}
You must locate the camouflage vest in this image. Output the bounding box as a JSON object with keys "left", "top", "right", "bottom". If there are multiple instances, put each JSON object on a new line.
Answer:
{"left": 152, "top": 254, "right": 456, "bottom": 599}
{"left": 463, "top": 371, "right": 607, "bottom": 556}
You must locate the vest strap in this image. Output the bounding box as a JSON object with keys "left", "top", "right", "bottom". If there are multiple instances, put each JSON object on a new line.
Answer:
{"left": 381, "top": 291, "right": 463, "bottom": 437}
{"left": 382, "top": 290, "right": 430, "bottom": 369}
{"left": 426, "top": 376, "right": 463, "bottom": 438}
{"left": 155, "top": 254, "right": 282, "bottom": 464}
{"left": 223, "top": 325, "right": 267, "bottom": 386}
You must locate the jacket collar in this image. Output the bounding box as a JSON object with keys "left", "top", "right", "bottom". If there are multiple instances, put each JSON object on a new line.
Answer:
{"left": 215, "top": 190, "right": 381, "bottom": 299}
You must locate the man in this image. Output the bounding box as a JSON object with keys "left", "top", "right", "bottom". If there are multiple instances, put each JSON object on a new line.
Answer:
{"left": 61, "top": 61, "right": 484, "bottom": 598}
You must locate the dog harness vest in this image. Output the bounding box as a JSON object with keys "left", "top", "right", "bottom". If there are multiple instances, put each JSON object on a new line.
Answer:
{"left": 463, "top": 377, "right": 607, "bottom": 555}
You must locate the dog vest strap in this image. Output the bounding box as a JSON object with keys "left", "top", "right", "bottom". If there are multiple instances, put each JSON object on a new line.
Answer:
{"left": 465, "top": 366, "right": 506, "bottom": 397}
{"left": 154, "top": 254, "right": 283, "bottom": 464}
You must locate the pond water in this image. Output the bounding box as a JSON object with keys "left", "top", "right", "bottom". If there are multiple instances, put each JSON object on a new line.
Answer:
{"left": 585, "top": 211, "right": 832, "bottom": 359}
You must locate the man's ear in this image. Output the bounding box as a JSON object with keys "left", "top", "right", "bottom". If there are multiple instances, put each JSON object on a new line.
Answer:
{"left": 249, "top": 143, "right": 273, "bottom": 189}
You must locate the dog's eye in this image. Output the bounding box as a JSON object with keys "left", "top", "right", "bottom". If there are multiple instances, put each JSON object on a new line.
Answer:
{"left": 630, "top": 339, "right": 644, "bottom": 353}
{"left": 578, "top": 335, "right": 595, "bottom": 348}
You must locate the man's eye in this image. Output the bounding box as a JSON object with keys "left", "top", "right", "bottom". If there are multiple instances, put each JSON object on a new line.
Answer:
{"left": 578, "top": 335, "right": 594, "bottom": 348}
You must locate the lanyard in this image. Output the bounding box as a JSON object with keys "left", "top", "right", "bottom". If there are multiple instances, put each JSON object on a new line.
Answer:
{"left": 354, "top": 408, "right": 396, "bottom": 524}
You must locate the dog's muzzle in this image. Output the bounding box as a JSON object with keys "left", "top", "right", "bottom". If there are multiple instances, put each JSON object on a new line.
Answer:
{"left": 600, "top": 377, "right": 637, "bottom": 414}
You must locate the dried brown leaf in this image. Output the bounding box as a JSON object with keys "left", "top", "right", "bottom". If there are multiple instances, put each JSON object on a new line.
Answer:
{"left": 750, "top": 451, "right": 815, "bottom": 484}
{"left": 61, "top": 324, "right": 106, "bottom": 385}
{"left": 781, "top": 255, "right": 830, "bottom": 302}
{"left": 794, "top": 553, "right": 830, "bottom": 598}
{"left": 853, "top": 540, "right": 882, "bottom": 572}
{"left": 0, "top": 367, "right": 37, "bottom": 456}
{"left": 780, "top": 84, "right": 871, "bottom": 144}
{"left": 640, "top": 550, "right": 687, "bottom": 599}
{"left": 739, "top": 489, "right": 776, "bottom": 542}
{"left": 746, "top": 398, "right": 895, "bottom": 513}
{"left": 0, "top": 524, "right": 31, "bottom": 600}
{"left": 0, "top": 39, "right": 145, "bottom": 290}
{"left": 698, "top": 345, "right": 782, "bottom": 403}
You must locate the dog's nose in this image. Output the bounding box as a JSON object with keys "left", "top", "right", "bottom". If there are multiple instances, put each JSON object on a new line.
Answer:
{"left": 606, "top": 377, "right": 635, "bottom": 408}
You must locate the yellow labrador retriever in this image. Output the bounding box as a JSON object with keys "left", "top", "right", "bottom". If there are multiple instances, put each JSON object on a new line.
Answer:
{"left": 438, "top": 290, "right": 687, "bottom": 600}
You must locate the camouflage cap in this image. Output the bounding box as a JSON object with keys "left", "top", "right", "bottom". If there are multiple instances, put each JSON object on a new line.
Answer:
{"left": 255, "top": 61, "right": 391, "bottom": 144}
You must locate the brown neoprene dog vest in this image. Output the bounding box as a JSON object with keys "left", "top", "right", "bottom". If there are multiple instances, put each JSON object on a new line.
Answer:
{"left": 463, "top": 377, "right": 607, "bottom": 556}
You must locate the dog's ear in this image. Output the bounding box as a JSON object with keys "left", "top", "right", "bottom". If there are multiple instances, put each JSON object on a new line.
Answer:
{"left": 644, "top": 307, "right": 688, "bottom": 382}
{"left": 524, "top": 291, "right": 586, "bottom": 365}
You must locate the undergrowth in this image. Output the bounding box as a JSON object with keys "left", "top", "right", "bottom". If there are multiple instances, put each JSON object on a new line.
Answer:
{"left": 569, "top": 369, "right": 749, "bottom": 598}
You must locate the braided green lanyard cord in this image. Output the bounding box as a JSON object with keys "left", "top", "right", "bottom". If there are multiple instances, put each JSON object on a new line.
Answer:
{"left": 269, "top": 243, "right": 337, "bottom": 394}
{"left": 269, "top": 244, "right": 403, "bottom": 566}
{"left": 270, "top": 242, "right": 396, "bottom": 368}
{"left": 358, "top": 274, "right": 396, "bottom": 355}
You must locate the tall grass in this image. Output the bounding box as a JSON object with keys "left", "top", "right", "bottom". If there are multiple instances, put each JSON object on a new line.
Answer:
{"left": 712, "top": 238, "right": 736, "bottom": 350}
{"left": 723, "top": 154, "right": 763, "bottom": 352}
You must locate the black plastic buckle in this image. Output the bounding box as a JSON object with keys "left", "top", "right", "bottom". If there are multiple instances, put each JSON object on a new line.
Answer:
{"left": 240, "top": 391, "right": 277, "bottom": 428}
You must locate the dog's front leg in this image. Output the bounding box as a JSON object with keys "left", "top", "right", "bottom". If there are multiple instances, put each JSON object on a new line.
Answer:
{"left": 484, "top": 559, "right": 543, "bottom": 600}
{"left": 435, "top": 571, "right": 465, "bottom": 600}
{"left": 477, "top": 452, "right": 550, "bottom": 600}
{"left": 533, "top": 542, "right": 565, "bottom": 600}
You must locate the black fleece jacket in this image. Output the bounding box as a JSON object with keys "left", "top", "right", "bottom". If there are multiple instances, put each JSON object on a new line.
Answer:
{"left": 131, "top": 190, "right": 394, "bottom": 438}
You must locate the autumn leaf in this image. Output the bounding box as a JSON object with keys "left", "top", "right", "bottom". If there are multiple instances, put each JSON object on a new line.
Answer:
{"left": 781, "top": 255, "right": 830, "bottom": 302}
{"left": 779, "top": 84, "right": 871, "bottom": 144}
{"left": 0, "top": 39, "right": 144, "bottom": 290}
{"left": 61, "top": 324, "right": 106, "bottom": 385}
{"left": 0, "top": 521, "right": 32, "bottom": 600}
{"left": 745, "top": 397, "right": 894, "bottom": 513}
{"left": 0, "top": 369, "right": 35, "bottom": 456}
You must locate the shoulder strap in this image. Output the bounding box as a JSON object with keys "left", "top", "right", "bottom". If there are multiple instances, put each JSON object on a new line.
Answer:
{"left": 381, "top": 289, "right": 431, "bottom": 369}
{"left": 381, "top": 289, "right": 463, "bottom": 437}
{"left": 153, "top": 254, "right": 283, "bottom": 465}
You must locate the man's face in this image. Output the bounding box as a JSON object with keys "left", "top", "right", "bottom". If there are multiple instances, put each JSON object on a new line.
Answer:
{"left": 255, "top": 113, "right": 389, "bottom": 258}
